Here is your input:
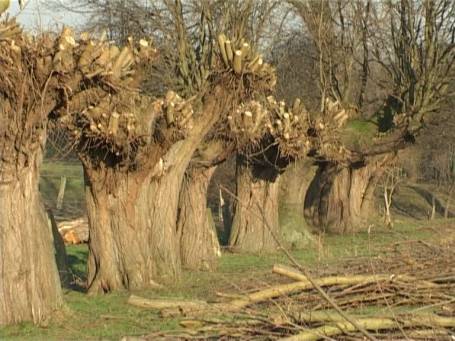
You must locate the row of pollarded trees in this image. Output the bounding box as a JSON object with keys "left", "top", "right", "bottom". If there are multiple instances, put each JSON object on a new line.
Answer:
{"left": 288, "top": 0, "right": 455, "bottom": 233}
{"left": 45, "top": 0, "right": 455, "bottom": 236}
{"left": 2, "top": 0, "right": 455, "bottom": 327}
{"left": 216, "top": 0, "right": 455, "bottom": 258}
{"left": 0, "top": 0, "right": 319, "bottom": 323}
{"left": 179, "top": 95, "right": 316, "bottom": 268}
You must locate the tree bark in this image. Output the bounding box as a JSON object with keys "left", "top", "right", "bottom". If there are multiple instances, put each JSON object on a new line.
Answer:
{"left": 0, "top": 150, "right": 63, "bottom": 325}
{"left": 85, "top": 168, "right": 157, "bottom": 293}
{"left": 279, "top": 159, "right": 315, "bottom": 205}
{"left": 279, "top": 159, "right": 316, "bottom": 248}
{"left": 304, "top": 160, "right": 386, "bottom": 233}
{"left": 178, "top": 166, "right": 221, "bottom": 271}
{"left": 85, "top": 95, "right": 222, "bottom": 293}
{"left": 85, "top": 139, "right": 208, "bottom": 293}
{"left": 229, "top": 158, "right": 280, "bottom": 253}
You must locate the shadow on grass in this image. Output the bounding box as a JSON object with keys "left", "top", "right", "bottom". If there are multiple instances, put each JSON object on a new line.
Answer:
{"left": 66, "top": 244, "right": 88, "bottom": 292}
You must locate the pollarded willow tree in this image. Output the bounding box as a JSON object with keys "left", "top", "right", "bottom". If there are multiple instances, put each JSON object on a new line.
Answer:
{"left": 177, "top": 75, "right": 280, "bottom": 270}
{"left": 0, "top": 19, "right": 149, "bottom": 324}
{"left": 228, "top": 96, "right": 317, "bottom": 253}
{"left": 0, "top": 20, "right": 63, "bottom": 326}
{"left": 176, "top": 0, "right": 287, "bottom": 270}
{"left": 56, "top": 1, "right": 277, "bottom": 292}
{"left": 289, "top": 0, "right": 455, "bottom": 233}
{"left": 303, "top": 100, "right": 402, "bottom": 232}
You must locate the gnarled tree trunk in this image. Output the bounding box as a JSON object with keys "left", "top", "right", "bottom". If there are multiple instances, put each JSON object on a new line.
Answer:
{"left": 178, "top": 166, "right": 221, "bottom": 271}
{"left": 229, "top": 158, "right": 280, "bottom": 253}
{"left": 280, "top": 159, "right": 315, "bottom": 206}
{"left": 0, "top": 149, "right": 63, "bottom": 325}
{"left": 304, "top": 159, "right": 386, "bottom": 233}
{"left": 279, "top": 159, "right": 316, "bottom": 249}
{"left": 85, "top": 102, "right": 221, "bottom": 293}
{"left": 85, "top": 168, "right": 155, "bottom": 293}
{"left": 85, "top": 144, "right": 204, "bottom": 293}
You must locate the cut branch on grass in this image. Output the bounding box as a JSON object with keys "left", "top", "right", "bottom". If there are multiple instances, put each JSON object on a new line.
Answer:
{"left": 279, "top": 313, "right": 455, "bottom": 341}
{"left": 131, "top": 227, "right": 455, "bottom": 341}
{"left": 127, "top": 295, "right": 209, "bottom": 311}
{"left": 127, "top": 268, "right": 438, "bottom": 317}
{"left": 272, "top": 264, "right": 438, "bottom": 289}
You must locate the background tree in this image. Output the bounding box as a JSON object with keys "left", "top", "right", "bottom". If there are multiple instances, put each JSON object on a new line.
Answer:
{"left": 228, "top": 97, "right": 317, "bottom": 253}
{"left": 403, "top": 79, "right": 455, "bottom": 218}
{"left": 290, "top": 0, "right": 455, "bottom": 233}
{"left": 380, "top": 163, "right": 403, "bottom": 228}
{"left": 176, "top": 0, "right": 289, "bottom": 270}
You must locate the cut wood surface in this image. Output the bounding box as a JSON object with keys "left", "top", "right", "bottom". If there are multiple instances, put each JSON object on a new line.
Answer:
{"left": 272, "top": 264, "right": 438, "bottom": 288}
{"left": 57, "top": 217, "right": 89, "bottom": 244}
{"left": 127, "top": 295, "right": 209, "bottom": 310}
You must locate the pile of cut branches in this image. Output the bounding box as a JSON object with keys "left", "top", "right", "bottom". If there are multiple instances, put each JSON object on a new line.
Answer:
{"left": 127, "top": 235, "right": 455, "bottom": 340}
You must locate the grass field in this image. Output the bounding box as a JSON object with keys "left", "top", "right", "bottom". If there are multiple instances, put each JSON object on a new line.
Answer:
{"left": 9, "top": 160, "right": 450, "bottom": 339}
{"left": 2, "top": 217, "right": 451, "bottom": 341}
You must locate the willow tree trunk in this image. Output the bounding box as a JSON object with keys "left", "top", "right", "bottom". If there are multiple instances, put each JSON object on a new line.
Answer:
{"left": 85, "top": 100, "right": 221, "bottom": 293}
{"left": 178, "top": 167, "right": 221, "bottom": 271}
{"left": 278, "top": 159, "right": 316, "bottom": 249}
{"left": 0, "top": 150, "right": 63, "bottom": 325}
{"left": 279, "top": 159, "right": 315, "bottom": 205}
{"left": 86, "top": 144, "right": 209, "bottom": 292}
{"left": 85, "top": 169, "right": 157, "bottom": 293}
{"left": 229, "top": 160, "right": 280, "bottom": 253}
{"left": 304, "top": 161, "right": 383, "bottom": 233}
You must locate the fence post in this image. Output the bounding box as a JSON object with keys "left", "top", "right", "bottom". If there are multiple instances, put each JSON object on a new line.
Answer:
{"left": 56, "top": 176, "right": 67, "bottom": 210}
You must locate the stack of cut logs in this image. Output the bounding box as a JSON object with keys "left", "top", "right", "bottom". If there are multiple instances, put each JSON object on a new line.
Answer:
{"left": 57, "top": 218, "right": 89, "bottom": 245}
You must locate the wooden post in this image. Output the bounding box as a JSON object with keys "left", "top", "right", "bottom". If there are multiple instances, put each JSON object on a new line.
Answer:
{"left": 219, "top": 188, "right": 224, "bottom": 224}
{"left": 56, "top": 176, "right": 67, "bottom": 210}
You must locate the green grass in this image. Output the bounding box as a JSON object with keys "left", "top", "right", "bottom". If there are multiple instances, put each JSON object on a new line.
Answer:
{"left": 66, "top": 244, "right": 88, "bottom": 280}
{"left": 1, "top": 217, "right": 443, "bottom": 341}
{"left": 340, "top": 119, "right": 378, "bottom": 150}
{"left": 22, "top": 159, "right": 452, "bottom": 339}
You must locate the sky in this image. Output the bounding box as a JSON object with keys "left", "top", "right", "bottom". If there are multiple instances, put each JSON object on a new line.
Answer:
{"left": 8, "top": 0, "right": 87, "bottom": 31}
